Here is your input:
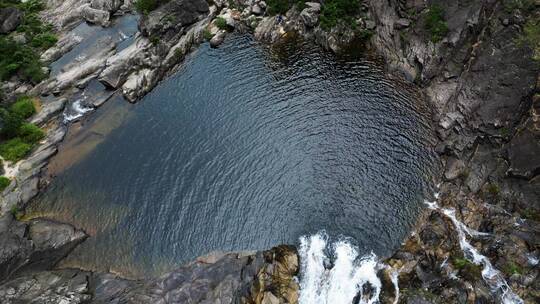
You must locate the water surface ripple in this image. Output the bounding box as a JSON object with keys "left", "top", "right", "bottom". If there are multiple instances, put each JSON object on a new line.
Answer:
{"left": 30, "top": 35, "right": 436, "bottom": 277}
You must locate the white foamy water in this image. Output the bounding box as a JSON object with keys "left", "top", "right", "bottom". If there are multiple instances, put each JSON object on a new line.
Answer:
{"left": 425, "top": 198, "right": 524, "bottom": 304}
{"left": 63, "top": 99, "right": 93, "bottom": 123}
{"left": 298, "top": 233, "right": 398, "bottom": 304}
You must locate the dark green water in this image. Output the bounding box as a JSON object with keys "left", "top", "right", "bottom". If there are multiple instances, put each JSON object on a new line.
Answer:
{"left": 30, "top": 35, "right": 436, "bottom": 278}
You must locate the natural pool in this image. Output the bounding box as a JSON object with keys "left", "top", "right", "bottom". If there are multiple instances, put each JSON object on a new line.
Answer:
{"left": 29, "top": 35, "right": 437, "bottom": 278}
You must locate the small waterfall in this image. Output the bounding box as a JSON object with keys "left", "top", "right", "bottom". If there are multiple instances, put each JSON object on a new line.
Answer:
{"left": 425, "top": 197, "right": 524, "bottom": 304}
{"left": 298, "top": 232, "right": 399, "bottom": 304}
{"left": 63, "top": 98, "right": 93, "bottom": 123}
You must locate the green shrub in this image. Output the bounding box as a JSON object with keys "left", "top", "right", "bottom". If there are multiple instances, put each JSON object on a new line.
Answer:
{"left": 215, "top": 17, "right": 229, "bottom": 30}
{"left": 320, "top": 0, "right": 360, "bottom": 30}
{"left": 266, "top": 0, "right": 290, "bottom": 15}
{"left": 0, "top": 37, "right": 47, "bottom": 83}
{"left": 31, "top": 33, "right": 58, "bottom": 49}
{"left": 203, "top": 28, "right": 213, "bottom": 41}
{"left": 519, "top": 18, "right": 540, "bottom": 61}
{"left": 0, "top": 138, "right": 32, "bottom": 162}
{"left": 504, "top": 0, "right": 535, "bottom": 13}
{"left": 453, "top": 257, "right": 482, "bottom": 280}
{"left": 0, "top": 108, "right": 24, "bottom": 138}
{"left": 503, "top": 261, "right": 522, "bottom": 275}
{"left": 135, "top": 0, "right": 158, "bottom": 14}
{"left": 17, "top": 123, "right": 44, "bottom": 144}
{"left": 486, "top": 183, "right": 500, "bottom": 196}
{"left": 424, "top": 5, "right": 449, "bottom": 43}
{"left": 0, "top": 176, "right": 10, "bottom": 191}
{"left": 10, "top": 96, "right": 36, "bottom": 119}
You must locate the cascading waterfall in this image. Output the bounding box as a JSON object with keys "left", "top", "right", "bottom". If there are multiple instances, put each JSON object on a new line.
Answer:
{"left": 425, "top": 195, "right": 524, "bottom": 304}
{"left": 63, "top": 97, "right": 94, "bottom": 122}
{"left": 298, "top": 233, "right": 399, "bottom": 304}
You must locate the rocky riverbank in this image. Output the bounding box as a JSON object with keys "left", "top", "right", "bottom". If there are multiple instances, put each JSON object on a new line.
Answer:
{"left": 0, "top": 0, "right": 539, "bottom": 303}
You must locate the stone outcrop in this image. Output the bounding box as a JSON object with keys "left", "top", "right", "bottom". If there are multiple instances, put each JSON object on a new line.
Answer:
{"left": 0, "top": 214, "right": 87, "bottom": 282}
{"left": 0, "top": 245, "right": 298, "bottom": 304}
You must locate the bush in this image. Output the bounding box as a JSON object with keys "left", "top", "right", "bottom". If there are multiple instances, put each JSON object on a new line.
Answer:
{"left": 519, "top": 18, "right": 540, "bottom": 61}
{"left": 31, "top": 33, "right": 58, "bottom": 49}
{"left": 17, "top": 123, "right": 44, "bottom": 144}
{"left": 0, "top": 37, "right": 47, "bottom": 83}
{"left": 503, "top": 261, "right": 522, "bottom": 275}
{"left": 424, "top": 5, "right": 449, "bottom": 43}
{"left": 266, "top": 0, "right": 290, "bottom": 15}
{"left": 0, "top": 176, "right": 10, "bottom": 191}
{"left": 203, "top": 28, "right": 213, "bottom": 41}
{"left": 10, "top": 96, "right": 36, "bottom": 119}
{"left": 453, "top": 257, "right": 482, "bottom": 280}
{"left": 215, "top": 17, "right": 229, "bottom": 31}
{"left": 319, "top": 0, "right": 360, "bottom": 30}
{"left": 135, "top": 0, "right": 158, "bottom": 14}
{"left": 0, "top": 138, "right": 32, "bottom": 162}
{"left": 0, "top": 108, "right": 24, "bottom": 138}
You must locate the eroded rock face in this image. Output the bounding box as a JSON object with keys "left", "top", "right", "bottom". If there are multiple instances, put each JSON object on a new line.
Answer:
{"left": 0, "top": 269, "right": 91, "bottom": 304}
{"left": 0, "top": 214, "right": 87, "bottom": 282}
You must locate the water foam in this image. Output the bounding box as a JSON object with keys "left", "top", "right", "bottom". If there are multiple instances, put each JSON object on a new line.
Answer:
{"left": 425, "top": 198, "right": 524, "bottom": 304}
{"left": 298, "top": 233, "right": 398, "bottom": 304}
{"left": 63, "top": 99, "right": 93, "bottom": 123}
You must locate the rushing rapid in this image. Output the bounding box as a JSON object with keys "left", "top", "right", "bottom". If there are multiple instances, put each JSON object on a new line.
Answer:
{"left": 29, "top": 35, "right": 436, "bottom": 277}
{"left": 298, "top": 233, "right": 390, "bottom": 304}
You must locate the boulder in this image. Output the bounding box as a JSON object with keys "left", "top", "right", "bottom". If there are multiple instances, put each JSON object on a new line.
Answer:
{"left": 0, "top": 215, "right": 87, "bottom": 282}
{"left": 30, "top": 98, "right": 67, "bottom": 126}
{"left": 300, "top": 5, "right": 320, "bottom": 28}
{"left": 394, "top": 18, "right": 410, "bottom": 29}
{"left": 444, "top": 157, "right": 466, "bottom": 181}
{"left": 139, "top": 0, "right": 209, "bottom": 38}
{"left": 90, "top": 0, "right": 123, "bottom": 12}
{"left": 251, "top": 3, "right": 263, "bottom": 15}
{"left": 210, "top": 30, "right": 226, "bottom": 47}
{"left": 81, "top": 4, "right": 111, "bottom": 27}
{"left": 0, "top": 7, "right": 22, "bottom": 34}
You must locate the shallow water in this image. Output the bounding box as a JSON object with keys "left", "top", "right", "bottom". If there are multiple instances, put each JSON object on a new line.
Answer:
{"left": 29, "top": 35, "right": 437, "bottom": 278}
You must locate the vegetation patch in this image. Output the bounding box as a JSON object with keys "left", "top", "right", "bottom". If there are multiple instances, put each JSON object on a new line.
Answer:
{"left": 486, "top": 183, "right": 500, "bottom": 196}
{"left": 266, "top": 0, "right": 292, "bottom": 15}
{"left": 135, "top": 0, "right": 168, "bottom": 14}
{"left": 424, "top": 5, "right": 449, "bottom": 43}
{"left": 0, "top": 0, "right": 55, "bottom": 83}
{"left": 16, "top": 123, "right": 44, "bottom": 143}
{"left": 0, "top": 176, "right": 10, "bottom": 191}
{"left": 503, "top": 0, "right": 536, "bottom": 13}
{"left": 0, "top": 95, "right": 43, "bottom": 162}
{"left": 503, "top": 261, "right": 522, "bottom": 275}
{"left": 203, "top": 28, "right": 214, "bottom": 41}
{"left": 0, "top": 138, "right": 32, "bottom": 162}
{"left": 10, "top": 96, "right": 36, "bottom": 119}
{"left": 215, "top": 17, "right": 229, "bottom": 31}
{"left": 453, "top": 257, "right": 482, "bottom": 281}
{"left": 518, "top": 18, "right": 540, "bottom": 61}
{"left": 319, "top": 0, "right": 360, "bottom": 30}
